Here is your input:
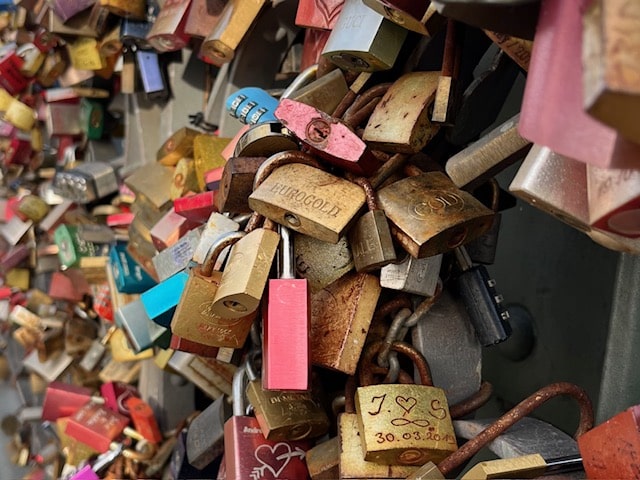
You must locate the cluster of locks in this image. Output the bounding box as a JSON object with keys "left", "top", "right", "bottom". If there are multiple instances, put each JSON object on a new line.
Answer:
{"left": 0, "top": 0, "right": 637, "bottom": 478}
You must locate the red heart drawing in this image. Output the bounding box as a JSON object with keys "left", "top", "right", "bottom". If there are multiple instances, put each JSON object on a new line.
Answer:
{"left": 254, "top": 442, "right": 292, "bottom": 477}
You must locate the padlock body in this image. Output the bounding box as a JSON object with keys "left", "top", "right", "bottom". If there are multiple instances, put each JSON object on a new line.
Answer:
{"left": 295, "top": 0, "right": 344, "bottom": 29}
{"left": 321, "top": 0, "right": 407, "bottom": 72}
{"left": 339, "top": 413, "right": 418, "bottom": 479}
{"left": 186, "top": 395, "right": 232, "bottom": 469}
{"left": 146, "top": 0, "right": 191, "bottom": 52}
{"left": 246, "top": 378, "right": 329, "bottom": 441}
{"left": 294, "top": 233, "right": 354, "bottom": 292}
{"left": 311, "top": 272, "right": 380, "bottom": 375}
{"left": 363, "top": 0, "right": 441, "bottom": 35}
{"left": 264, "top": 277, "right": 310, "bottom": 391}
{"left": 223, "top": 416, "right": 309, "bottom": 480}
{"left": 248, "top": 163, "right": 366, "bottom": 244}
{"left": 217, "top": 157, "right": 267, "bottom": 213}
{"left": 349, "top": 210, "right": 396, "bottom": 272}
{"left": 355, "top": 384, "right": 457, "bottom": 465}
{"left": 211, "top": 228, "right": 280, "bottom": 318}
{"left": 171, "top": 269, "right": 256, "bottom": 348}
{"left": 378, "top": 172, "right": 494, "bottom": 257}
{"left": 380, "top": 254, "right": 442, "bottom": 297}
{"left": 363, "top": 72, "right": 440, "bottom": 154}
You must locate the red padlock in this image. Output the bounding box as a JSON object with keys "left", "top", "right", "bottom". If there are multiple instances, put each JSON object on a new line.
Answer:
{"left": 100, "top": 381, "right": 140, "bottom": 416}
{"left": 64, "top": 402, "right": 130, "bottom": 452}
{"left": 295, "top": 0, "right": 344, "bottom": 30}
{"left": 169, "top": 334, "right": 221, "bottom": 358}
{"left": 0, "top": 52, "right": 29, "bottom": 95}
{"left": 42, "top": 382, "right": 94, "bottom": 421}
{"left": 174, "top": 191, "right": 217, "bottom": 224}
{"left": 124, "top": 397, "right": 163, "bottom": 444}
{"left": 146, "top": 0, "right": 192, "bottom": 52}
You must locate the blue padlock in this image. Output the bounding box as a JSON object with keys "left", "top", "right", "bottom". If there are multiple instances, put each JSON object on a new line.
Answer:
{"left": 109, "top": 244, "right": 157, "bottom": 294}
{"left": 225, "top": 87, "right": 278, "bottom": 125}
{"left": 140, "top": 270, "right": 189, "bottom": 328}
{"left": 115, "top": 299, "right": 171, "bottom": 353}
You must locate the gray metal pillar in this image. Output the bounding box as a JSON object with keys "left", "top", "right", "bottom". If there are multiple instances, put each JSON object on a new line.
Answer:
{"left": 597, "top": 253, "right": 640, "bottom": 423}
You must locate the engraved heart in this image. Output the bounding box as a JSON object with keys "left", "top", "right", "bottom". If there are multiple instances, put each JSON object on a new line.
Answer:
{"left": 254, "top": 442, "right": 292, "bottom": 478}
{"left": 314, "top": 0, "right": 343, "bottom": 28}
{"left": 396, "top": 396, "right": 417, "bottom": 415}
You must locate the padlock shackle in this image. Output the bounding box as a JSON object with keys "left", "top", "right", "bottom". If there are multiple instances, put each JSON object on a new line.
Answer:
{"left": 342, "top": 82, "right": 391, "bottom": 125}
{"left": 449, "top": 381, "right": 494, "bottom": 419}
{"left": 252, "top": 150, "right": 322, "bottom": 191}
{"left": 359, "top": 340, "right": 434, "bottom": 387}
{"left": 351, "top": 177, "right": 379, "bottom": 212}
{"left": 232, "top": 365, "right": 248, "bottom": 417}
{"left": 281, "top": 63, "right": 318, "bottom": 100}
{"left": 332, "top": 71, "right": 372, "bottom": 118}
{"left": 278, "top": 226, "right": 295, "bottom": 279}
{"left": 200, "top": 230, "right": 246, "bottom": 277}
{"left": 437, "top": 382, "right": 594, "bottom": 476}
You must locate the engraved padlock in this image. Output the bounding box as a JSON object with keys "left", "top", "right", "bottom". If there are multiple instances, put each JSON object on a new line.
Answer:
{"left": 146, "top": 0, "right": 192, "bottom": 52}
{"left": 321, "top": 0, "right": 408, "bottom": 72}
{"left": 363, "top": 72, "right": 440, "bottom": 153}
{"left": 348, "top": 177, "right": 396, "bottom": 272}
{"left": 355, "top": 341, "right": 457, "bottom": 465}
{"left": 377, "top": 164, "right": 495, "bottom": 258}
{"left": 310, "top": 271, "right": 381, "bottom": 375}
{"left": 245, "top": 353, "right": 329, "bottom": 441}
{"left": 248, "top": 150, "right": 366, "bottom": 243}
{"left": 380, "top": 253, "right": 442, "bottom": 297}
{"left": 223, "top": 364, "right": 309, "bottom": 480}
{"left": 171, "top": 231, "right": 257, "bottom": 349}
{"left": 185, "top": 395, "right": 232, "bottom": 469}
{"left": 294, "top": 232, "right": 354, "bottom": 292}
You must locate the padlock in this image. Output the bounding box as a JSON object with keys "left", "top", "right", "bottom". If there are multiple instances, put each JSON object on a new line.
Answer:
{"left": 348, "top": 177, "right": 396, "bottom": 272}
{"left": 216, "top": 157, "right": 266, "bottom": 213}
{"left": 41, "top": 381, "right": 100, "bottom": 422}
{"left": 460, "top": 454, "right": 582, "bottom": 480}
{"left": 248, "top": 150, "right": 366, "bottom": 243}
{"left": 116, "top": 299, "right": 170, "bottom": 353}
{"left": 200, "top": 0, "right": 268, "bottom": 65}
{"left": 185, "top": 0, "right": 226, "bottom": 38}
{"left": 295, "top": 0, "right": 344, "bottom": 29}
{"left": 5, "top": 98, "right": 36, "bottom": 131}
{"left": 232, "top": 122, "right": 298, "bottom": 158}
{"left": 411, "top": 289, "right": 481, "bottom": 406}
{"left": 169, "top": 429, "right": 222, "bottom": 479}
{"left": 578, "top": 404, "right": 640, "bottom": 479}
{"left": 587, "top": 164, "right": 640, "bottom": 238}
{"left": 146, "top": 0, "right": 191, "bottom": 52}
{"left": 67, "top": 37, "right": 106, "bottom": 71}
{"left": 0, "top": 215, "right": 32, "bottom": 246}
{"left": 149, "top": 207, "right": 199, "bottom": 252}
{"left": 16, "top": 194, "right": 49, "bottom": 223}
{"left": 306, "top": 436, "right": 340, "bottom": 480}
{"left": 100, "top": 0, "right": 146, "bottom": 19}
{"left": 446, "top": 114, "right": 531, "bottom": 191}
{"left": 167, "top": 350, "right": 233, "bottom": 399}
{"left": 124, "top": 396, "right": 162, "bottom": 444}
{"left": 226, "top": 87, "right": 278, "bottom": 125}
{"left": 53, "top": 224, "right": 98, "bottom": 269}
{"left": 46, "top": 103, "right": 81, "bottom": 137}
{"left": 109, "top": 244, "right": 157, "bottom": 294}
{"left": 363, "top": 0, "right": 443, "bottom": 36}
{"left": 340, "top": 376, "right": 420, "bottom": 479}
{"left": 99, "top": 358, "right": 142, "bottom": 385}
{"left": 583, "top": 0, "right": 640, "bottom": 145}
{"left": 205, "top": 167, "right": 225, "bottom": 193}
{"left": 78, "top": 328, "right": 115, "bottom": 372}
{"left": 15, "top": 43, "right": 45, "bottom": 77}
{"left": 519, "top": 0, "right": 640, "bottom": 170}
{"left": 289, "top": 68, "right": 349, "bottom": 114}
{"left": 377, "top": 165, "right": 495, "bottom": 258}
{"left": 185, "top": 395, "right": 232, "bottom": 469}
{"left": 246, "top": 355, "right": 329, "bottom": 441}
{"left": 157, "top": 127, "right": 199, "bottom": 167}
{"left": 380, "top": 253, "right": 442, "bottom": 297}
{"left": 174, "top": 191, "right": 217, "bottom": 223}
{"left": 64, "top": 401, "right": 130, "bottom": 453}
{"left": 275, "top": 99, "right": 380, "bottom": 175}
{"left": 209, "top": 218, "right": 279, "bottom": 319}
{"left": 50, "top": 0, "right": 95, "bottom": 22}
{"left": 310, "top": 273, "right": 381, "bottom": 375}
{"left": 53, "top": 161, "right": 119, "bottom": 204}
{"left": 0, "top": 52, "right": 29, "bottom": 95}
{"left": 464, "top": 180, "right": 503, "bottom": 265}
{"left": 453, "top": 245, "right": 510, "bottom": 346}
{"left": 170, "top": 334, "right": 221, "bottom": 357}
{"left": 171, "top": 231, "right": 257, "bottom": 349}
{"left": 294, "top": 232, "right": 353, "bottom": 292}
{"left": 454, "top": 416, "right": 579, "bottom": 461}
{"left": 355, "top": 341, "right": 457, "bottom": 465}
{"left": 223, "top": 364, "right": 309, "bottom": 480}
{"left": 362, "top": 72, "right": 440, "bottom": 153}
{"left": 121, "top": 15, "right": 154, "bottom": 49}
{"left": 135, "top": 48, "right": 168, "bottom": 101}
{"left": 192, "top": 212, "right": 240, "bottom": 264}
{"left": 124, "top": 163, "right": 174, "bottom": 211}
{"left": 140, "top": 270, "right": 189, "bottom": 327}
{"left": 152, "top": 229, "right": 201, "bottom": 282}
{"left": 321, "top": 0, "right": 408, "bottom": 72}
{"left": 193, "top": 133, "right": 229, "bottom": 190}
{"left": 79, "top": 98, "right": 104, "bottom": 140}
{"left": 431, "top": 0, "right": 539, "bottom": 40}
{"left": 169, "top": 157, "right": 199, "bottom": 200}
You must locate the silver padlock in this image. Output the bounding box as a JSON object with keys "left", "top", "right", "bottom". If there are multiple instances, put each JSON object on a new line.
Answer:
{"left": 380, "top": 254, "right": 442, "bottom": 297}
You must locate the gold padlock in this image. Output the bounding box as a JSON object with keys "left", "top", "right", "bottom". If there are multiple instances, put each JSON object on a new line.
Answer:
{"left": 193, "top": 134, "right": 229, "bottom": 191}
{"left": 171, "top": 231, "right": 257, "bottom": 349}
{"left": 355, "top": 341, "right": 457, "bottom": 465}
{"left": 170, "top": 157, "right": 199, "bottom": 200}
{"left": 377, "top": 165, "right": 494, "bottom": 258}
{"left": 157, "top": 127, "right": 199, "bottom": 167}
{"left": 248, "top": 150, "right": 366, "bottom": 244}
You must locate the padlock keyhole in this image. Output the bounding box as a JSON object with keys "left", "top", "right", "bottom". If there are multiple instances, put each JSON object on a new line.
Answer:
{"left": 223, "top": 300, "right": 247, "bottom": 312}
{"left": 284, "top": 213, "right": 301, "bottom": 227}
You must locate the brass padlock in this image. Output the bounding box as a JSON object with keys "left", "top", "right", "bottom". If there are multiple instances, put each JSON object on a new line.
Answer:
{"left": 377, "top": 165, "right": 494, "bottom": 258}
{"left": 348, "top": 177, "right": 396, "bottom": 272}
{"left": 245, "top": 355, "right": 330, "bottom": 441}
{"left": 294, "top": 233, "right": 354, "bottom": 292}
{"left": 171, "top": 231, "right": 257, "bottom": 349}
{"left": 209, "top": 217, "right": 280, "bottom": 319}
{"left": 355, "top": 341, "right": 457, "bottom": 465}
{"left": 193, "top": 134, "right": 228, "bottom": 191}
{"left": 157, "top": 127, "right": 199, "bottom": 167}
{"left": 363, "top": 72, "right": 440, "bottom": 153}
{"left": 217, "top": 156, "right": 267, "bottom": 213}
{"left": 248, "top": 150, "right": 366, "bottom": 243}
